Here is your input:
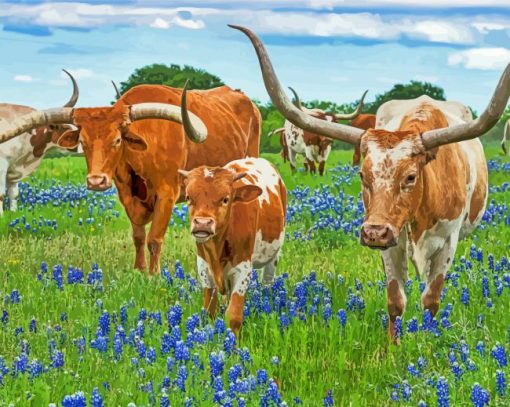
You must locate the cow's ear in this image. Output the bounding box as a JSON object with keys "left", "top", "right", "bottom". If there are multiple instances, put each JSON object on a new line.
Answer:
{"left": 56, "top": 129, "right": 80, "bottom": 150}
{"left": 123, "top": 130, "right": 148, "bottom": 151}
{"left": 234, "top": 184, "right": 262, "bottom": 203}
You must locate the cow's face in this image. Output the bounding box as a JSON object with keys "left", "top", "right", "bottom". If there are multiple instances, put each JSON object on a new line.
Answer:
{"left": 57, "top": 104, "right": 148, "bottom": 191}
{"left": 180, "top": 167, "right": 262, "bottom": 243}
{"left": 30, "top": 124, "right": 78, "bottom": 157}
{"left": 359, "top": 129, "right": 433, "bottom": 249}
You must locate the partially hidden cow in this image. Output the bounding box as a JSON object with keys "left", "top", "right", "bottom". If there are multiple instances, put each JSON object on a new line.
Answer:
{"left": 179, "top": 157, "right": 286, "bottom": 336}
{"left": 351, "top": 113, "right": 376, "bottom": 165}
{"left": 279, "top": 87, "right": 366, "bottom": 175}
{"left": 0, "top": 82, "right": 261, "bottom": 274}
{"left": 232, "top": 24, "right": 510, "bottom": 343}
{"left": 267, "top": 127, "right": 288, "bottom": 163}
{"left": 0, "top": 70, "right": 79, "bottom": 215}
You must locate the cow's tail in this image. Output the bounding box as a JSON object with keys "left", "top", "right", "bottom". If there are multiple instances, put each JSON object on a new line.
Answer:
{"left": 502, "top": 119, "right": 509, "bottom": 155}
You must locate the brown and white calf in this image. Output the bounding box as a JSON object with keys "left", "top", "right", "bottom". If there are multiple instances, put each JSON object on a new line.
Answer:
{"left": 179, "top": 157, "right": 287, "bottom": 335}
{"left": 233, "top": 24, "right": 510, "bottom": 343}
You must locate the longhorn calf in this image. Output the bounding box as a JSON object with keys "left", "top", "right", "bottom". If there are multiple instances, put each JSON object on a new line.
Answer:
{"left": 179, "top": 157, "right": 287, "bottom": 336}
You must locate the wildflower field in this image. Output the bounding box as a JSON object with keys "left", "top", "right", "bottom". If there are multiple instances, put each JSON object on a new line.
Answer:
{"left": 0, "top": 147, "right": 508, "bottom": 406}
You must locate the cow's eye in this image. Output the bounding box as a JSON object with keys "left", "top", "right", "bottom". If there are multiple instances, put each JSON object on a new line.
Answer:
{"left": 113, "top": 137, "right": 122, "bottom": 147}
{"left": 222, "top": 197, "right": 229, "bottom": 205}
{"left": 406, "top": 174, "right": 417, "bottom": 184}
{"left": 185, "top": 195, "right": 191, "bottom": 203}
{"left": 359, "top": 171, "right": 363, "bottom": 180}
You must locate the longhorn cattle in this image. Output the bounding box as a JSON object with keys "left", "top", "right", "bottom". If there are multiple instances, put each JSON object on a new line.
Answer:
{"left": 268, "top": 127, "right": 288, "bottom": 163}
{"left": 275, "top": 87, "right": 366, "bottom": 175}
{"left": 231, "top": 24, "right": 510, "bottom": 343}
{"left": 179, "top": 157, "right": 286, "bottom": 336}
{"left": 0, "top": 70, "right": 79, "bottom": 215}
{"left": 0, "top": 83, "right": 261, "bottom": 274}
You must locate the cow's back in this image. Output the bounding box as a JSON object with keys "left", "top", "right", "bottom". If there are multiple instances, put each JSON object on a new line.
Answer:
{"left": 120, "top": 85, "right": 260, "bottom": 172}
{"left": 226, "top": 158, "right": 286, "bottom": 267}
{"left": 0, "top": 104, "right": 35, "bottom": 163}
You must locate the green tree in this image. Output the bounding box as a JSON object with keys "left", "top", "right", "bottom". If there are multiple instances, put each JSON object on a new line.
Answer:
{"left": 117, "top": 64, "right": 224, "bottom": 97}
{"left": 366, "top": 81, "right": 446, "bottom": 113}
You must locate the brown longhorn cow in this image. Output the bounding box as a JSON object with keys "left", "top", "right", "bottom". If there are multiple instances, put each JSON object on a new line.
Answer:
{"left": 0, "top": 83, "right": 261, "bottom": 274}
{"left": 231, "top": 24, "right": 510, "bottom": 343}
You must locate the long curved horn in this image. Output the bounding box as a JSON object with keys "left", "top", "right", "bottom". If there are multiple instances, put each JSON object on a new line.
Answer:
{"left": 129, "top": 80, "right": 207, "bottom": 143}
{"left": 334, "top": 90, "right": 368, "bottom": 120}
{"left": 61, "top": 69, "right": 79, "bottom": 107}
{"left": 0, "top": 108, "right": 74, "bottom": 144}
{"left": 288, "top": 87, "right": 302, "bottom": 110}
{"left": 228, "top": 25, "right": 364, "bottom": 145}
{"left": 502, "top": 118, "right": 509, "bottom": 155}
{"left": 421, "top": 63, "right": 510, "bottom": 150}
{"left": 112, "top": 81, "right": 121, "bottom": 99}
{"left": 268, "top": 127, "right": 285, "bottom": 137}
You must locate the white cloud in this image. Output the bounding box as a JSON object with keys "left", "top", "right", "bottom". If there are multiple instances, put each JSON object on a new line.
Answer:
{"left": 448, "top": 48, "right": 510, "bottom": 70}
{"left": 402, "top": 20, "right": 475, "bottom": 44}
{"left": 472, "top": 22, "right": 509, "bottom": 34}
{"left": 150, "top": 17, "right": 170, "bottom": 29}
{"left": 14, "top": 75, "right": 35, "bottom": 82}
{"left": 61, "top": 68, "right": 94, "bottom": 79}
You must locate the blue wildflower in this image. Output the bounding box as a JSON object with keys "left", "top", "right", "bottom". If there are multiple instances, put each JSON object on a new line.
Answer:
{"left": 437, "top": 376, "right": 449, "bottom": 407}
{"left": 471, "top": 383, "right": 490, "bottom": 407}
{"left": 324, "top": 389, "right": 334, "bottom": 406}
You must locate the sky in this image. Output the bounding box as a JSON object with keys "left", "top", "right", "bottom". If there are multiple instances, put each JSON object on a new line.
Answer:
{"left": 0, "top": 1, "right": 509, "bottom": 112}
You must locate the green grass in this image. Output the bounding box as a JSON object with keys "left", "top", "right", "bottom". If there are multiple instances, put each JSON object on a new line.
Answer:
{"left": 0, "top": 145, "right": 508, "bottom": 406}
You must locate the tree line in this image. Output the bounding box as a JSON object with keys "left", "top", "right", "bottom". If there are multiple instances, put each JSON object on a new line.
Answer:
{"left": 118, "top": 64, "right": 508, "bottom": 153}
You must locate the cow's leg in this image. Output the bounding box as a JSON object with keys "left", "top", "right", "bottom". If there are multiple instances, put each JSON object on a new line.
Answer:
{"left": 262, "top": 254, "right": 279, "bottom": 287}
{"left": 7, "top": 182, "right": 19, "bottom": 212}
{"left": 318, "top": 161, "right": 326, "bottom": 176}
{"left": 0, "top": 159, "right": 8, "bottom": 216}
{"left": 197, "top": 256, "right": 218, "bottom": 318}
{"left": 382, "top": 245, "right": 408, "bottom": 344}
{"left": 132, "top": 223, "right": 147, "bottom": 271}
{"left": 307, "top": 160, "right": 316, "bottom": 174}
{"left": 146, "top": 195, "right": 176, "bottom": 274}
{"left": 288, "top": 149, "right": 298, "bottom": 173}
{"left": 422, "top": 234, "right": 458, "bottom": 316}
{"left": 227, "top": 261, "right": 252, "bottom": 337}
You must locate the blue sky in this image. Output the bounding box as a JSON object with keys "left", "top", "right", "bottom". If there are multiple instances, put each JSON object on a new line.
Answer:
{"left": 0, "top": 0, "right": 509, "bottom": 112}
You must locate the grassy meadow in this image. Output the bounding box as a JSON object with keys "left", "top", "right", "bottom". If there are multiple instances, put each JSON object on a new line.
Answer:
{"left": 0, "top": 145, "right": 508, "bottom": 406}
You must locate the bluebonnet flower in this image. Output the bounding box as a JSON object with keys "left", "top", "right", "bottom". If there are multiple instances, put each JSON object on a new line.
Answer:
{"left": 381, "top": 314, "right": 389, "bottom": 330}
{"left": 98, "top": 310, "right": 110, "bottom": 336}
{"left": 50, "top": 350, "right": 64, "bottom": 369}
{"left": 471, "top": 383, "right": 490, "bottom": 407}
{"left": 12, "top": 352, "right": 29, "bottom": 374}
{"left": 491, "top": 343, "right": 508, "bottom": 367}
{"left": 324, "top": 390, "right": 334, "bottom": 406}
{"left": 62, "top": 391, "right": 86, "bottom": 407}
{"left": 418, "top": 401, "right": 427, "bottom": 407}
{"left": 160, "top": 391, "right": 169, "bottom": 407}
{"left": 175, "top": 261, "right": 185, "bottom": 279}
{"left": 476, "top": 341, "right": 485, "bottom": 356}
{"left": 146, "top": 347, "right": 156, "bottom": 364}
{"left": 496, "top": 370, "right": 507, "bottom": 396}
{"left": 271, "top": 356, "right": 280, "bottom": 366}
{"left": 394, "top": 316, "right": 403, "bottom": 339}
{"left": 29, "top": 318, "right": 37, "bottom": 333}
{"left": 210, "top": 351, "right": 224, "bottom": 378}
{"left": 176, "top": 365, "right": 187, "bottom": 392}
{"left": 337, "top": 309, "right": 347, "bottom": 328}
{"left": 162, "top": 266, "right": 173, "bottom": 285}
{"left": 10, "top": 289, "right": 20, "bottom": 304}
{"left": 90, "top": 387, "right": 103, "bottom": 407}
{"left": 28, "top": 359, "right": 43, "bottom": 380}
{"left": 224, "top": 329, "right": 236, "bottom": 355}
{"left": 257, "top": 369, "right": 268, "bottom": 385}
{"left": 228, "top": 364, "right": 242, "bottom": 384}
{"left": 437, "top": 376, "right": 449, "bottom": 407}
{"left": 323, "top": 303, "right": 332, "bottom": 322}
{"left": 461, "top": 287, "right": 469, "bottom": 306}
{"left": 174, "top": 340, "right": 190, "bottom": 362}
{"left": 67, "top": 266, "right": 84, "bottom": 284}
{"left": 53, "top": 264, "right": 64, "bottom": 290}
{"left": 186, "top": 313, "right": 200, "bottom": 333}
{"left": 407, "top": 317, "right": 418, "bottom": 333}
{"left": 120, "top": 305, "right": 128, "bottom": 326}
{"left": 402, "top": 380, "right": 412, "bottom": 401}
{"left": 482, "top": 276, "right": 490, "bottom": 298}
{"left": 167, "top": 303, "right": 182, "bottom": 328}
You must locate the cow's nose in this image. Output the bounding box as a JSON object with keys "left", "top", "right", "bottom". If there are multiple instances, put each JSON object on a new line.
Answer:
{"left": 360, "top": 223, "right": 397, "bottom": 249}
{"left": 191, "top": 217, "right": 216, "bottom": 242}
{"left": 86, "top": 173, "right": 111, "bottom": 191}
